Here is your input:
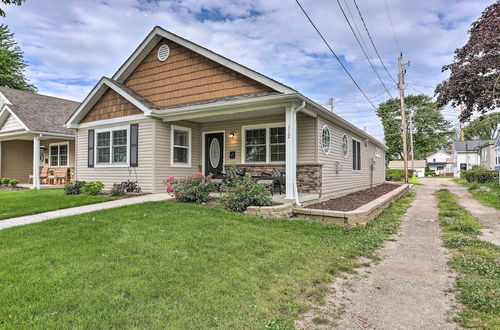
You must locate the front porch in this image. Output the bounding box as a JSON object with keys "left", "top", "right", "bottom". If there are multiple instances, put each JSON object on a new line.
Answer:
{"left": 0, "top": 133, "right": 75, "bottom": 189}
{"left": 158, "top": 97, "right": 320, "bottom": 203}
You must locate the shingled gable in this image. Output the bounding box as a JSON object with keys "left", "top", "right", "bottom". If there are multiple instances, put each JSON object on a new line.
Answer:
{"left": 66, "top": 26, "right": 296, "bottom": 127}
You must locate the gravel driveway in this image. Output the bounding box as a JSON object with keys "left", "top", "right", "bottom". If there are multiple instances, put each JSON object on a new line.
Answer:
{"left": 299, "top": 181, "right": 458, "bottom": 329}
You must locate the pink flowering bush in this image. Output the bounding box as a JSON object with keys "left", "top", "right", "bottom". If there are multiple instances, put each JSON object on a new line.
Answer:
{"left": 164, "top": 173, "right": 215, "bottom": 203}
{"left": 219, "top": 175, "right": 274, "bottom": 212}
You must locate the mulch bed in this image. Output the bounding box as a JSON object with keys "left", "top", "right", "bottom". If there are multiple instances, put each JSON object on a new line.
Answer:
{"left": 306, "top": 183, "right": 401, "bottom": 212}
{"left": 0, "top": 186, "right": 29, "bottom": 191}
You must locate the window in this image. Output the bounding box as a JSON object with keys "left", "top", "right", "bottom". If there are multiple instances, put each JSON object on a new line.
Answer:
{"left": 342, "top": 134, "right": 349, "bottom": 158}
{"left": 49, "top": 143, "right": 69, "bottom": 167}
{"left": 171, "top": 125, "right": 191, "bottom": 167}
{"left": 95, "top": 127, "right": 128, "bottom": 166}
{"left": 242, "top": 123, "right": 286, "bottom": 163}
{"left": 352, "top": 139, "right": 361, "bottom": 170}
{"left": 437, "top": 166, "right": 444, "bottom": 170}
{"left": 270, "top": 127, "right": 285, "bottom": 162}
{"left": 322, "top": 125, "right": 331, "bottom": 154}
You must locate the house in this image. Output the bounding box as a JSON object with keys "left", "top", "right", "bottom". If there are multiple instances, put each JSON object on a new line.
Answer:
{"left": 65, "top": 26, "right": 387, "bottom": 202}
{"left": 0, "top": 87, "right": 79, "bottom": 188}
{"left": 495, "top": 135, "right": 500, "bottom": 171}
{"left": 478, "top": 140, "right": 496, "bottom": 170}
{"left": 452, "top": 140, "right": 491, "bottom": 177}
{"left": 425, "top": 151, "right": 453, "bottom": 176}
{"left": 388, "top": 160, "right": 426, "bottom": 177}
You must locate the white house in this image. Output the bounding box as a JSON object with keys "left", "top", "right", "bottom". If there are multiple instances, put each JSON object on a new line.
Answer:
{"left": 426, "top": 151, "right": 453, "bottom": 176}
{"left": 388, "top": 160, "right": 426, "bottom": 177}
{"left": 452, "top": 140, "right": 490, "bottom": 177}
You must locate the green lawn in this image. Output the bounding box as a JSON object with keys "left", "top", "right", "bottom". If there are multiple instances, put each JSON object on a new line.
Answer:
{"left": 455, "top": 179, "right": 500, "bottom": 209}
{"left": 0, "top": 194, "right": 413, "bottom": 328}
{"left": 0, "top": 189, "right": 115, "bottom": 220}
{"left": 435, "top": 189, "right": 500, "bottom": 329}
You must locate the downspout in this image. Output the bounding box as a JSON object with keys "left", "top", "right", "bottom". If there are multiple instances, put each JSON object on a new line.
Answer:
{"left": 292, "top": 101, "right": 306, "bottom": 207}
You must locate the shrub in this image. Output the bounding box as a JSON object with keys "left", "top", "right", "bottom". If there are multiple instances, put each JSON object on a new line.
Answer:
{"left": 8, "top": 179, "right": 19, "bottom": 187}
{"left": 425, "top": 166, "right": 436, "bottom": 177}
{"left": 63, "top": 181, "right": 86, "bottom": 195}
{"left": 81, "top": 181, "right": 104, "bottom": 196}
{"left": 121, "top": 180, "right": 142, "bottom": 193}
{"left": 1, "top": 177, "right": 10, "bottom": 185}
{"left": 385, "top": 169, "right": 414, "bottom": 181}
{"left": 463, "top": 169, "right": 498, "bottom": 183}
{"left": 165, "top": 173, "right": 215, "bottom": 203}
{"left": 110, "top": 183, "right": 126, "bottom": 196}
{"left": 219, "top": 175, "right": 275, "bottom": 212}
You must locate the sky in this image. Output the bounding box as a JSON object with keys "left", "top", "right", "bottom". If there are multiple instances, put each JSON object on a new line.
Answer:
{"left": 2, "top": 0, "right": 493, "bottom": 141}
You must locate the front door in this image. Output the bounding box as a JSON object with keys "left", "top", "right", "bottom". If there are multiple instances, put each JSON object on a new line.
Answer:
{"left": 205, "top": 132, "right": 224, "bottom": 176}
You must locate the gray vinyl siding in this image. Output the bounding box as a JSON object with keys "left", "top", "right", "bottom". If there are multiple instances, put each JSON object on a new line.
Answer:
{"left": 318, "top": 115, "right": 385, "bottom": 196}
{"left": 154, "top": 119, "right": 202, "bottom": 192}
{"left": 75, "top": 118, "right": 155, "bottom": 192}
{"left": 297, "top": 112, "right": 317, "bottom": 163}
{"left": 0, "top": 140, "right": 32, "bottom": 183}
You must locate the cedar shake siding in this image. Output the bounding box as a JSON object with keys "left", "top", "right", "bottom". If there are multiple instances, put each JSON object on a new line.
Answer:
{"left": 81, "top": 89, "right": 142, "bottom": 123}
{"left": 123, "top": 39, "right": 275, "bottom": 108}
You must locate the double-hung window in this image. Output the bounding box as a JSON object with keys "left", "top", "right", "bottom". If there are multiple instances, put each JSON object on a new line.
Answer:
{"left": 243, "top": 124, "right": 285, "bottom": 163}
{"left": 96, "top": 127, "right": 128, "bottom": 166}
{"left": 352, "top": 139, "right": 361, "bottom": 170}
{"left": 171, "top": 125, "right": 191, "bottom": 167}
{"left": 49, "top": 143, "right": 69, "bottom": 167}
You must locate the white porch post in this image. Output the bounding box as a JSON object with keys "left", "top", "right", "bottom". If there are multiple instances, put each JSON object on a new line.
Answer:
{"left": 285, "top": 106, "right": 295, "bottom": 200}
{"left": 33, "top": 135, "right": 40, "bottom": 189}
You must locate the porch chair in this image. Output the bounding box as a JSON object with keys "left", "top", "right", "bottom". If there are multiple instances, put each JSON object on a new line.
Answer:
{"left": 53, "top": 168, "right": 69, "bottom": 185}
{"left": 256, "top": 169, "right": 285, "bottom": 195}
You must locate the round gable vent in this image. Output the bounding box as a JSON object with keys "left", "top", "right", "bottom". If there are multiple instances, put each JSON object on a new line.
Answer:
{"left": 157, "top": 44, "right": 170, "bottom": 62}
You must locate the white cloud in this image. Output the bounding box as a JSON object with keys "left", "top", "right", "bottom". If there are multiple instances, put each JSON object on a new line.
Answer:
{"left": 3, "top": 0, "right": 492, "bottom": 138}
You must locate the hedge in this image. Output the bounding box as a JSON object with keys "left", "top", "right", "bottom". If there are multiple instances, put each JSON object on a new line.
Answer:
{"left": 386, "top": 168, "right": 414, "bottom": 181}
{"left": 463, "top": 169, "right": 498, "bottom": 183}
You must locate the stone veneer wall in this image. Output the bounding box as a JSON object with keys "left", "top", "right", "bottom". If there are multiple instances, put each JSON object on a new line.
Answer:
{"left": 224, "top": 163, "right": 322, "bottom": 194}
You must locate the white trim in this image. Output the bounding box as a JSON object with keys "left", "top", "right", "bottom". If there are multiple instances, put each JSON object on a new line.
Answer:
{"left": 65, "top": 78, "right": 150, "bottom": 128}
{"left": 201, "top": 130, "right": 225, "bottom": 174}
{"left": 0, "top": 92, "right": 12, "bottom": 105}
{"left": 321, "top": 125, "right": 331, "bottom": 155}
{"left": 94, "top": 125, "right": 130, "bottom": 168}
{"left": 48, "top": 142, "right": 70, "bottom": 167}
{"left": 112, "top": 26, "right": 296, "bottom": 94}
{"left": 0, "top": 105, "right": 29, "bottom": 131}
{"left": 74, "top": 114, "right": 145, "bottom": 129}
{"left": 170, "top": 125, "right": 192, "bottom": 168}
{"left": 241, "top": 122, "right": 286, "bottom": 164}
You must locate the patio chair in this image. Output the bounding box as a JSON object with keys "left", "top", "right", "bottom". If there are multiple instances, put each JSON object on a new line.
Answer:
{"left": 256, "top": 169, "right": 285, "bottom": 195}
{"left": 212, "top": 171, "right": 229, "bottom": 192}
{"left": 54, "top": 168, "right": 69, "bottom": 185}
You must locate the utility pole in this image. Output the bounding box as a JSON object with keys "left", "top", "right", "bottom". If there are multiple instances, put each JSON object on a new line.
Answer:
{"left": 327, "top": 97, "right": 335, "bottom": 112}
{"left": 398, "top": 54, "right": 409, "bottom": 183}
{"left": 409, "top": 108, "right": 415, "bottom": 175}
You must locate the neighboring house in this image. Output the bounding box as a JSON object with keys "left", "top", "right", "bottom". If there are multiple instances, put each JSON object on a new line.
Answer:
{"left": 495, "top": 135, "right": 500, "bottom": 171}
{"left": 65, "top": 26, "right": 387, "bottom": 202}
{"left": 426, "top": 150, "right": 453, "bottom": 176}
{"left": 452, "top": 140, "right": 491, "bottom": 177}
{"left": 0, "top": 87, "right": 78, "bottom": 187}
{"left": 478, "top": 140, "right": 496, "bottom": 170}
{"left": 388, "top": 160, "right": 426, "bottom": 177}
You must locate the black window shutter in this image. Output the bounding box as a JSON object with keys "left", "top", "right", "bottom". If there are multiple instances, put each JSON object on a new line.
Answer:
{"left": 88, "top": 130, "right": 94, "bottom": 168}
{"left": 357, "top": 142, "right": 361, "bottom": 170}
{"left": 352, "top": 140, "right": 356, "bottom": 170}
{"left": 130, "top": 123, "right": 139, "bottom": 167}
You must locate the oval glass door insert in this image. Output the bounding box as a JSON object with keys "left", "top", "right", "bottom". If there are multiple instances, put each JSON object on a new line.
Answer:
{"left": 209, "top": 138, "right": 221, "bottom": 168}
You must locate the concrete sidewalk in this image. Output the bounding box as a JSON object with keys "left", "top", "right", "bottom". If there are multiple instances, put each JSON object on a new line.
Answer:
{"left": 0, "top": 193, "right": 172, "bottom": 230}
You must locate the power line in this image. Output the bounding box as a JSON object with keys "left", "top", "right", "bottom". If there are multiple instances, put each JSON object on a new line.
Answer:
{"left": 295, "top": 0, "right": 377, "bottom": 110}
{"left": 383, "top": 0, "right": 402, "bottom": 53}
{"left": 351, "top": 0, "right": 398, "bottom": 85}
{"left": 336, "top": 0, "right": 394, "bottom": 98}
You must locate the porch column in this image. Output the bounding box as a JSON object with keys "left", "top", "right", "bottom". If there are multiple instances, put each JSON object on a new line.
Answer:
{"left": 33, "top": 135, "right": 40, "bottom": 189}
{"left": 285, "top": 106, "right": 295, "bottom": 200}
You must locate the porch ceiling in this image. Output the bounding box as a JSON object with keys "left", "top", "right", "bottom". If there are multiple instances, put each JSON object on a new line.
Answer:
{"left": 171, "top": 106, "right": 286, "bottom": 123}
{"left": 0, "top": 132, "right": 75, "bottom": 142}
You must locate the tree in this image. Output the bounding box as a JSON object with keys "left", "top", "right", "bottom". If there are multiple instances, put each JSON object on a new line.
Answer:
{"left": 0, "top": 24, "right": 36, "bottom": 92}
{"left": 435, "top": 2, "right": 500, "bottom": 122}
{"left": 0, "top": 0, "right": 24, "bottom": 17}
{"left": 377, "top": 94, "right": 454, "bottom": 162}
{"left": 463, "top": 112, "right": 500, "bottom": 140}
